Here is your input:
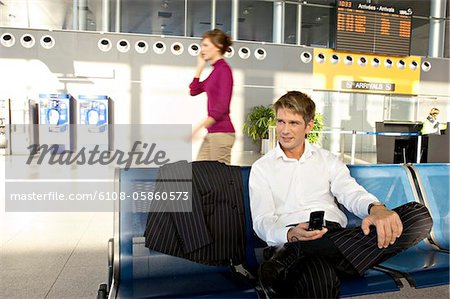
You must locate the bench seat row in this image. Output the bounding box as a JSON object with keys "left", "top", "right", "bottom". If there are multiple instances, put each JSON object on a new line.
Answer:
{"left": 100, "top": 163, "right": 449, "bottom": 298}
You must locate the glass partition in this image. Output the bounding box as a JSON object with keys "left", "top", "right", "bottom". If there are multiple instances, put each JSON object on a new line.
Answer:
{"left": 383, "top": 95, "right": 418, "bottom": 122}
{"left": 187, "top": 0, "right": 212, "bottom": 37}
{"left": 411, "top": 17, "right": 430, "bottom": 57}
{"left": 121, "top": 0, "right": 185, "bottom": 35}
{"left": 311, "top": 91, "right": 424, "bottom": 164}
{"left": 418, "top": 96, "right": 450, "bottom": 125}
{"left": 445, "top": 20, "right": 450, "bottom": 58}
{"left": 216, "top": 0, "right": 232, "bottom": 35}
{"left": 310, "top": 92, "right": 450, "bottom": 164}
{"left": 186, "top": 0, "right": 231, "bottom": 37}
{"left": 0, "top": 0, "right": 447, "bottom": 57}
{"left": 237, "top": 0, "right": 273, "bottom": 42}
{"left": 284, "top": 3, "right": 297, "bottom": 45}
{"left": 300, "top": 4, "right": 333, "bottom": 47}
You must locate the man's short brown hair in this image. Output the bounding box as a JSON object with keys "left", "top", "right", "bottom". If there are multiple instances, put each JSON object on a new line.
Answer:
{"left": 273, "top": 91, "right": 316, "bottom": 125}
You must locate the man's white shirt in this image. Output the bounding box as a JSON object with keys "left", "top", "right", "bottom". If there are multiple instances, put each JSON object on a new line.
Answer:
{"left": 249, "top": 141, "right": 379, "bottom": 246}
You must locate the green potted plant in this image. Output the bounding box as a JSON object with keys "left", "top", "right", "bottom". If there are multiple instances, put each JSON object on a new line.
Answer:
{"left": 243, "top": 105, "right": 275, "bottom": 140}
{"left": 243, "top": 105, "right": 276, "bottom": 153}
{"left": 308, "top": 112, "right": 324, "bottom": 144}
{"left": 243, "top": 105, "right": 324, "bottom": 153}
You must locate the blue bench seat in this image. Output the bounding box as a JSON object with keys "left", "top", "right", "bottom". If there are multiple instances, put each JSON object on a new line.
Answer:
{"left": 379, "top": 245, "right": 449, "bottom": 288}
{"left": 105, "top": 163, "right": 449, "bottom": 298}
{"left": 413, "top": 163, "right": 450, "bottom": 250}
{"left": 118, "top": 273, "right": 256, "bottom": 298}
{"left": 339, "top": 269, "right": 400, "bottom": 297}
{"left": 348, "top": 164, "right": 449, "bottom": 289}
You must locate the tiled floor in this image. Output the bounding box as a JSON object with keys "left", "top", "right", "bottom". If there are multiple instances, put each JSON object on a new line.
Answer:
{"left": 0, "top": 212, "right": 112, "bottom": 298}
{"left": 1, "top": 152, "right": 449, "bottom": 299}
{"left": 1, "top": 151, "right": 261, "bottom": 299}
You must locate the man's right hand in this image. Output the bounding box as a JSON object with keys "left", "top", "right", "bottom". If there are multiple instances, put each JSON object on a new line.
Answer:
{"left": 287, "top": 223, "right": 328, "bottom": 242}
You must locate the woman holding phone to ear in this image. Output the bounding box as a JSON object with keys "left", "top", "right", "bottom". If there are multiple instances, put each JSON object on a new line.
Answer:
{"left": 189, "top": 29, "right": 235, "bottom": 165}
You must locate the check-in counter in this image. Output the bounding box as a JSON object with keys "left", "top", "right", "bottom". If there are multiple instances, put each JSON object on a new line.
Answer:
{"left": 427, "top": 123, "right": 450, "bottom": 163}
{"left": 375, "top": 121, "right": 421, "bottom": 164}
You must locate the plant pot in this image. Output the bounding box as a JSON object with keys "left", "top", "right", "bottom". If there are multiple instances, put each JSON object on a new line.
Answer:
{"left": 268, "top": 125, "right": 277, "bottom": 150}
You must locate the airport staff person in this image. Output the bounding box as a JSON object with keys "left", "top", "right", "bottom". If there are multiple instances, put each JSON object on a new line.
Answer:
{"left": 421, "top": 107, "right": 446, "bottom": 135}
{"left": 249, "top": 91, "right": 433, "bottom": 298}
{"left": 189, "top": 29, "right": 235, "bottom": 165}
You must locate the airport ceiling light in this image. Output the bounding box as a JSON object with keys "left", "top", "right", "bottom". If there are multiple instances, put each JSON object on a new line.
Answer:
{"left": 224, "top": 46, "right": 234, "bottom": 58}
{"left": 344, "top": 55, "right": 353, "bottom": 65}
{"left": 153, "top": 41, "right": 166, "bottom": 54}
{"left": 171, "top": 42, "right": 184, "bottom": 55}
{"left": 1, "top": 33, "right": 15, "bottom": 47}
{"left": 188, "top": 43, "right": 200, "bottom": 56}
{"left": 316, "top": 52, "right": 326, "bottom": 63}
{"left": 397, "top": 59, "right": 406, "bottom": 70}
{"left": 20, "top": 34, "right": 35, "bottom": 48}
{"left": 358, "top": 56, "right": 367, "bottom": 67}
{"left": 300, "top": 51, "right": 312, "bottom": 63}
{"left": 421, "top": 61, "right": 431, "bottom": 72}
{"left": 40, "top": 35, "right": 55, "bottom": 49}
{"left": 330, "top": 54, "right": 340, "bottom": 64}
{"left": 98, "top": 38, "right": 112, "bottom": 52}
{"left": 384, "top": 58, "right": 393, "bottom": 68}
{"left": 254, "top": 48, "right": 267, "bottom": 60}
{"left": 117, "top": 39, "right": 130, "bottom": 53}
{"left": 238, "top": 47, "right": 250, "bottom": 59}
{"left": 135, "top": 40, "right": 149, "bottom": 54}
{"left": 371, "top": 57, "right": 380, "bottom": 67}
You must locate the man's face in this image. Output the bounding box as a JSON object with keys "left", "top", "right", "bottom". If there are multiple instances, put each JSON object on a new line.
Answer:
{"left": 276, "top": 107, "right": 314, "bottom": 155}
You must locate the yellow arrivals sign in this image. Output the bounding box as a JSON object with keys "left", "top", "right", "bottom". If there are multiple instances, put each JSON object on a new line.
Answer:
{"left": 313, "top": 48, "right": 420, "bottom": 95}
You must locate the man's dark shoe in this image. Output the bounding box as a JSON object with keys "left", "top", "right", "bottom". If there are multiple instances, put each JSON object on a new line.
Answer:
{"left": 263, "top": 245, "right": 278, "bottom": 261}
{"left": 257, "top": 270, "right": 277, "bottom": 299}
{"left": 258, "top": 242, "right": 303, "bottom": 295}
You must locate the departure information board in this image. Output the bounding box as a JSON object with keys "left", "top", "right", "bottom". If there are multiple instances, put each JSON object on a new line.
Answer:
{"left": 335, "top": 0, "right": 413, "bottom": 56}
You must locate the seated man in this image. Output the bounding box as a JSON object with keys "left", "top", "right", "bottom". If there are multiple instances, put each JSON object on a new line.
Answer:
{"left": 249, "top": 91, "right": 433, "bottom": 298}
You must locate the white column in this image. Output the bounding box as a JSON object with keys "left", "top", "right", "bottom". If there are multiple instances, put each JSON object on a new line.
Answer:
{"left": 115, "top": 0, "right": 121, "bottom": 33}
{"left": 78, "top": 0, "right": 87, "bottom": 30}
{"left": 428, "top": 0, "right": 447, "bottom": 57}
{"left": 211, "top": 0, "right": 217, "bottom": 29}
{"left": 101, "top": 0, "right": 110, "bottom": 32}
{"left": 231, "top": 0, "right": 239, "bottom": 40}
{"left": 296, "top": 3, "right": 302, "bottom": 45}
{"left": 273, "top": 1, "right": 284, "bottom": 44}
{"left": 73, "top": 0, "right": 78, "bottom": 30}
{"left": 184, "top": 0, "right": 188, "bottom": 36}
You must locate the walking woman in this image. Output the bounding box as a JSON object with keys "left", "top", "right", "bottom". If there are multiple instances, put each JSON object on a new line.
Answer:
{"left": 189, "top": 29, "right": 235, "bottom": 165}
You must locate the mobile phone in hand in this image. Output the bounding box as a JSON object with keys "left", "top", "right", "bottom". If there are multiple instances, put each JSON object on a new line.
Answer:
{"left": 308, "top": 211, "right": 325, "bottom": 231}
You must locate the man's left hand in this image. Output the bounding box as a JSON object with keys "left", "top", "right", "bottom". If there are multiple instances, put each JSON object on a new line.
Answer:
{"left": 361, "top": 206, "right": 403, "bottom": 249}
